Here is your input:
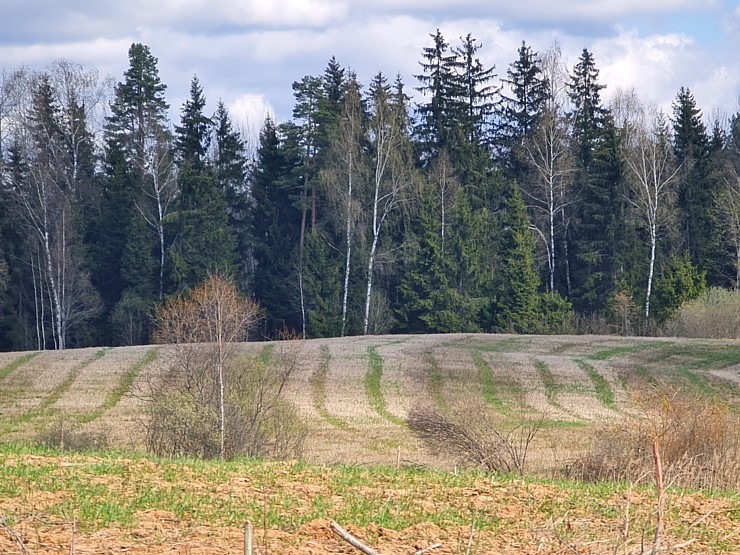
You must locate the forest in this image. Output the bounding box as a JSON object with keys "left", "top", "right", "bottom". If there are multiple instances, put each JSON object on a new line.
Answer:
{"left": 0, "top": 30, "right": 737, "bottom": 350}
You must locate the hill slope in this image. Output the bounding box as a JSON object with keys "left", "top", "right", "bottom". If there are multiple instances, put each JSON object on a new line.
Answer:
{"left": 1, "top": 333, "right": 739, "bottom": 468}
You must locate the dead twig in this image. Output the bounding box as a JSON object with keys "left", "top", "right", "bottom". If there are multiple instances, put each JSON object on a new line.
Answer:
{"left": 0, "top": 517, "right": 32, "bottom": 555}
{"left": 330, "top": 521, "right": 382, "bottom": 555}
{"left": 651, "top": 438, "right": 665, "bottom": 555}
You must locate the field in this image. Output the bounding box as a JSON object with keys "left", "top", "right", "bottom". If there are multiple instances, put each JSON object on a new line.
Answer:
{"left": 0, "top": 333, "right": 739, "bottom": 553}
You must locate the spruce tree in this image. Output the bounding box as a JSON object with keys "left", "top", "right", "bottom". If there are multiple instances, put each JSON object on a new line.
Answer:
{"left": 250, "top": 119, "right": 303, "bottom": 334}
{"left": 672, "top": 87, "right": 713, "bottom": 266}
{"left": 501, "top": 41, "right": 549, "bottom": 174}
{"left": 488, "top": 182, "right": 541, "bottom": 333}
{"left": 169, "top": 76, "right": 236, "bottom": 292}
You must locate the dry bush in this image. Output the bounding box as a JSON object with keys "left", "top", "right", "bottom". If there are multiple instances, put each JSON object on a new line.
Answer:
{"left": 36, "top": 416, "right": 109, "bottom": 452}
{"left": 145, "top": 275, "right": 305, "bottom": 460}
{"left": 145, "top": 341, "right": 306, "bottom": 460}
{"left": 407, "top": 403, "right": 543, "bottom": 475}
{"left": 665, "top": 287, "right": 740, "bottom": 338}
{"left": 571, "top": 388, "right": 740, "bottom": 491}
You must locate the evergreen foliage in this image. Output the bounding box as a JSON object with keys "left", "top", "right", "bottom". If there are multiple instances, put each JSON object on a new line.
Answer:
{"left": 2, "top": 37, "right": 740, "bottom": 349}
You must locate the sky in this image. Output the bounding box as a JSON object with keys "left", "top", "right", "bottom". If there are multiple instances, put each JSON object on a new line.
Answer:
{"left": 1, "top": 0, "right": 739, "bottom": 140}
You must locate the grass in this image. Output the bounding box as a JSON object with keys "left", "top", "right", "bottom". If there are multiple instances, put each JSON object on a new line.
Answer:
{"left": 310, "top": 345, "right": 351, "bottom": 429}
{"left": 576, "top": 359, "right": 615, "bottom": 409}
{"left": 471, "top": 350, "right": 508, "bottom": 415}
{"left": 1, "top": 349, "right": 109, "bottom": 433}
{"left": 365, "top": 347, "right": 404, "bottom": 426}
{"left": 79, "top": 348, "right": 158, "bottom": 424}
{"left": 0, "top": 446, "right": 736, "bottom": 553}
{"left": 535, "top": 359, "right": 560, "bottom": 409}
{"left": 422, "top": 351, "right": 447, "bottom": 411}
{"left": 587, "top": 342, "right": 663, "bottom": 361}
{"left": 0, "top": 352, "right": 40, "bottom": 382}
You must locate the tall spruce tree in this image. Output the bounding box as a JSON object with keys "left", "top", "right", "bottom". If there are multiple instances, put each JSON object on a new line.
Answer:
{"left": 487, "top": 182, "right": 541, "bottom": 333}
{"left": 567, "top": 48, "right": 611, "bottom": 305}
{"left": 414, "top": 29, "right": 461, "bottom": 161}
{"left": 211, "top": 100, "right": 250, "bottom": 287}
{"left": 250, "top": 119, "right": 303, "bottom": 335}
{"left": 170, "top": 76, "right": 236, "bottom": 291}
{"left": 501, "top": 41, "right": 549, "bottom": 174}
{"left": 672, "top": 87, "right": 713, "bottom": 266}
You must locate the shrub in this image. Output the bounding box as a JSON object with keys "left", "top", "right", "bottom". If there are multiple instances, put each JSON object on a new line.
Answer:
{"left": 407, "top": 403, "right": 543, "bottom": 475}
{"left": 36, "top": 416, "right": 109, "bottom": 453}
{"left": 145, "top": 275, "right": 305, "bottom": 460}
{"left": 571, "top": 389, "right": 740, "bottom": 491}
{"left": 665, "top": 287, "right": 740, "bottom": 339}
{"left": 145, "top": 341, "right": 306, "bottom": 460}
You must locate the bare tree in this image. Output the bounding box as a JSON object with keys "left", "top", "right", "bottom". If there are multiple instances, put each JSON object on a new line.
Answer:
{"left": 322, "top": 77, "right": 365, "bottom": 337}
{"left": 154, "top": 274, "right": 261, "bottom": 459}
{"left": 10, "top": 67, "right": 103, "bottom": 349}
{"left": 523, "top": 106, "right": 574, "bottom": 293}
{"left": 363, "top": 75, "right": 410, "bottom": 334}
{"left": 622, "top": 106, "right": 680, "bottom": 323}
{"left": 132, "top": 119, "right": 177, "bottom": 300}
{"left": 429, "top": 150, "right": 458, "bottom": 254}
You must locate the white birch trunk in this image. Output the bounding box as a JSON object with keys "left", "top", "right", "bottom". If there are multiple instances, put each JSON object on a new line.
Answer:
{"left": 341, "top": 150, "right": 353, "bottom": 337}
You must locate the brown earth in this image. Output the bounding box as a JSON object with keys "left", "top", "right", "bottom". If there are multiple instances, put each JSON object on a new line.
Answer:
{"left": 0, "top": 454, "right": 738, "bottom": 555}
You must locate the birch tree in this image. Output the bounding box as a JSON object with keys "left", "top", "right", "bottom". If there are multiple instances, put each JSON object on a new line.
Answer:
{"left": 133, "top": 119, "right": 176, "bottom": 300}
{"left": 622, "top": 107, "right": 680, "bottom": 323}
{"left": 322, "top": 76, "right": 365, "bottom": 336}
{"left": 10, "top": 70, "right": 102, "bottom": 349}
{"left": 523, "top": 106, "right": 573, "bottom": 294}
{"left": 154, "top": 274, "right": 262, "bottom": 460}
{"left": 362, "top": 73, "right": 410, "bottom": 334}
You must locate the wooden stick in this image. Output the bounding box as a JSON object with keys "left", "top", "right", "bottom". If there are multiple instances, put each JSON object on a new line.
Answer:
{"left": 244, "top": 521, "right": 253, "bottom": 555}
{"left": 330, "top": 521, "right": 382, "bottom": 555}
{"left": 651, "top": 437, "right": 665, "bottom": 555}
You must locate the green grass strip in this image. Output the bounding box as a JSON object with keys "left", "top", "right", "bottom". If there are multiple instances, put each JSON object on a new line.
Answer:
{"left": 365, "top": 347, "right": 404, "bottom": 426}
{"left": 471, "top": 350, "right": 507, "bottom": 415}
{"left": 0, "top": 352, "right": 40, "bottom": 381}
{"left": 258, "top": 343, "right": 275, "bottom": 365}
{"left": 7, "top": 349, "right": 109, "bottom": 430}
{"left": 423, "top": 351, "right": 447, "bottom": 411}
{"left": 576, "top": 359, "right": 615, "bottom": 409}
{"left": 310, "top": 345, "right": 351, "bottom": 429}
{"left": 587, "top": 342, "right": 661, "bottom": 361}
{"left": 79, "top": 348, "right": 158, "bottom": 424}
{"left": 535, "top": 359, "right": 560, "bottom": 408}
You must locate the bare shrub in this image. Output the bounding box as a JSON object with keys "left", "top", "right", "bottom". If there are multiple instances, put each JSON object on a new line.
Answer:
{"left": 145, "top": 275, "right": 305, "bottom": 460}
{"left": 36, "top": 416, "right": 109, "bottom": 452}
{"left": 664, "top": 287, "right": 740, "bottom": 339}
{"left": 407, "top": 403, "right": 543, "bottom": 475}
{"left": 571, "top": 388, "right": 740, "bottom": 491}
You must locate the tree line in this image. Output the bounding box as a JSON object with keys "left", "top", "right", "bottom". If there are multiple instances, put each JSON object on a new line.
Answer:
{"left": 1, "top": 32, "right": 738, "bottom": 350}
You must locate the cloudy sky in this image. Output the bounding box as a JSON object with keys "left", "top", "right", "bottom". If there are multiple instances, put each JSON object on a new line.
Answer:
{"left": 2, "top": 0, "right": 739, "bottom": 137}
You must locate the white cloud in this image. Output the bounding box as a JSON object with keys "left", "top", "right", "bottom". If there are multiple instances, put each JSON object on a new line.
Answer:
{"left": 228, "top": 93, "right": 274, "bottom": 144}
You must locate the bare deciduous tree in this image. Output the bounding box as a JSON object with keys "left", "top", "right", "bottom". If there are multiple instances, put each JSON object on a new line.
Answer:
{"left": 622, "top": 106, "right": 680, "bottom": 323}
{"left": 150, "top": 274, "right": 304, "bottom": 460}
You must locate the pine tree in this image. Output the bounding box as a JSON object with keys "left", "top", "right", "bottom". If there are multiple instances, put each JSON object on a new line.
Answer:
{"left": 100, "top": 43, "right": 173, "bottom": 303}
